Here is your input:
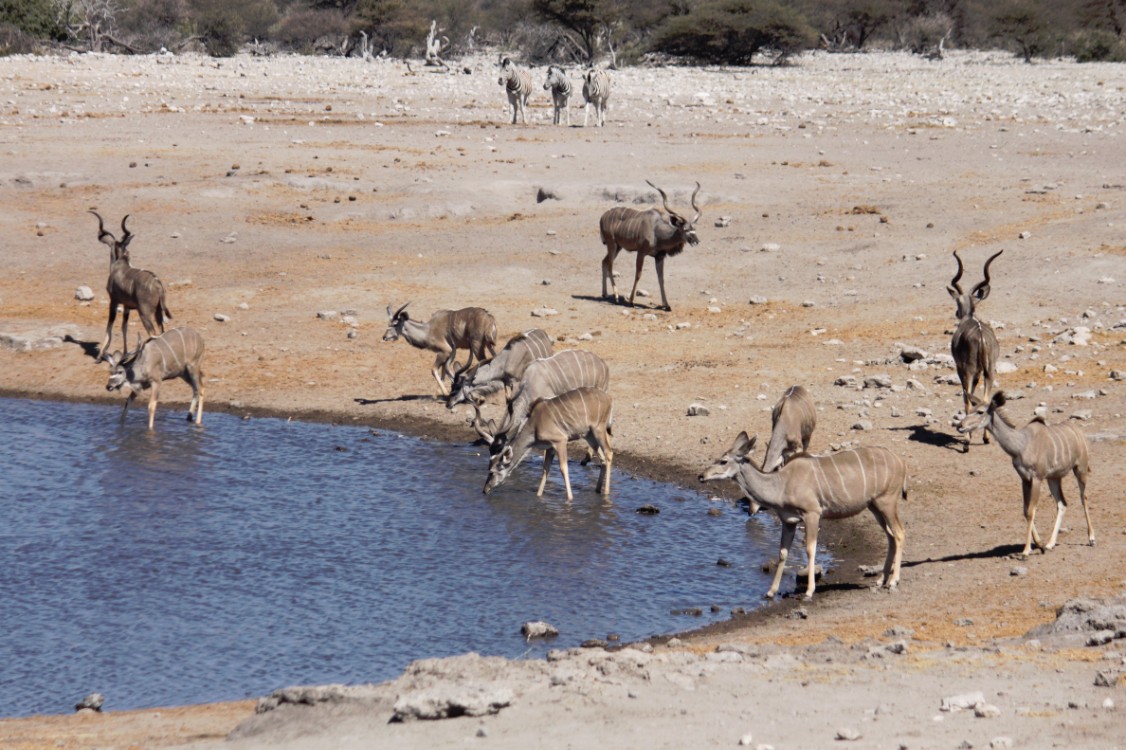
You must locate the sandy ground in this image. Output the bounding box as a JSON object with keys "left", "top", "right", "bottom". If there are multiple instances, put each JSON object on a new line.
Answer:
{"left": 0, "top": 48, "right": 1124, "bottom": 748}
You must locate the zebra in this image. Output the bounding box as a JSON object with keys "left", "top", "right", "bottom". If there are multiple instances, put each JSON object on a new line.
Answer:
{"left": 498, "top": 57, "right": 533, "bottom": 125}
{"left": 582, "top": 68, "right": 611, "bottom": 127}
{"left": 543, "top": 65, "right": 572, "bottom": 126}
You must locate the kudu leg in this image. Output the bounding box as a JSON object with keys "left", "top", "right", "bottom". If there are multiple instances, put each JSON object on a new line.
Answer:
{"left": 1075, "top": 469, "right": 1095, "bottom": 546}
{"left": 99, "top": 304, "right": 119, "bottom": 361}
{"left": 431, "top": 353, "right": 451, "bottom": 396}
{"left": 870, "top": 502, "right": 905, "bottom": 590}
{"left": 601, "top": 245, "right": 621, "bottom": 301}
{"left": 1021, "top": 477, "right": 1044, "bottom": 557}
{"left": 535, "top": 443, "right": 553, "bottom": 495}
{"left": 1044, "top": 479, "right": 1068, "bottom": 550}
{"left": 586, "top": 433, "right": 612, "bottom": 496}
{"left": 800, "top": 513, "right": 821, "bottom": 601}
{"left": 654, "top": 255, "right": 671, "bottom": 311}
{"left": 627, "top": 253, "right": 646, "bottom": 306}
{"left": 556, "top": 445, "right": 574, "bottom": 501}
{"left": 120, "top": 389, "right": 137, "bottom": 422}
{"left": 147, "top": 383, "right": 160, "bottom": 430}
{"left": 186, "top": 368, "right": 204, "bottom": 425}
{"left": 766, "top": 521, "right": 798, "bottom": 599}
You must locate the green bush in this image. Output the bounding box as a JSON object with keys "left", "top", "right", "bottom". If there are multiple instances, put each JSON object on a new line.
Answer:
{"left": 0, "top": 0, "right": 55, "bottom": 37}
{"left": 192, "top": 0, "right": 247, "bottom": 56}
{"left": 1071, "top": 28, "right": 1126, "bottom": 62}
{"left": 274, "top": 7, "right": 349, "bottom": 52}
{"left": 650, "top": 0, "right": 816, "bottom": 64}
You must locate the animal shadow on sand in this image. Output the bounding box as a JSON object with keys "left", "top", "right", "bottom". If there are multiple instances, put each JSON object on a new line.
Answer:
{"left": 889, "top": 423, "right": 966, "bottom": 452}
{"left": 64, "top": 335, "right": 103, "bottom": 362}
{"left": 902, "top": 544, "right": 1025, "bottom": 570}
{"left": 570, "top": 293, "right": 666, "bottom": 311}
{"left": 354, "top": 394, "right": 439, "bottom": 406}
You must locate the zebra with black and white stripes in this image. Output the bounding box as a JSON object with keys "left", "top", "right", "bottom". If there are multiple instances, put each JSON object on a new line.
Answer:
{"left": 582, "top": 68, "right": 611, "bottom": 127}
{"left": 543, "top": 65, "right": 572, "bottom": 126}
{"left": 498, "top": 57, "right": 533, "bottom": 125}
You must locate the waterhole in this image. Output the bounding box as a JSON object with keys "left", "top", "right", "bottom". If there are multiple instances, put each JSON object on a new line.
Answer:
{"left": 0, "top": 396, "right": 805, "bottom": 717}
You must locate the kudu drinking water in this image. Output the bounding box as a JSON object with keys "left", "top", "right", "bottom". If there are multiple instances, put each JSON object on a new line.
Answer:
{"left": 483, "top": 387, "right": 613, "bottom": 501}
{"left": 90, "top": 211, "right": 172, "bottom": 362}
{"left": 959, "top": 392, "right": 1094, "bottom": 558}
{"left": 383, "top": 302, "right": 497, "bottom": 396}
{"left": 761, "top": 385, "right": 817, "bottom": 472}
{"left": 948, "top": 249, "right": 1003, "bottom": 451}
{"left": 105, "top": 326, "right": 205, "bottom": 430}
{"left": 700, "top": 432, "right": 907, "bottom": 601}
{"left": 600, "top": 181, "right": 701, "bottom": 312}
{"left": 477, "top": 349, "right": 610, "bottom": 451}
{"left": 446, "top": 328, "right": 555, "bottom": 424}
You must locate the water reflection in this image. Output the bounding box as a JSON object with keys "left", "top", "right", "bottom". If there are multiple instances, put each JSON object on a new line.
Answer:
{"left": 0, "top": 396, "right": 811, "bottom": 718}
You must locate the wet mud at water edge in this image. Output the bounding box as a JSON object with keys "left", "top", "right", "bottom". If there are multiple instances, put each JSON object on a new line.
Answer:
{"left": 0, "top": 396, "right": 840, "bottom": 718}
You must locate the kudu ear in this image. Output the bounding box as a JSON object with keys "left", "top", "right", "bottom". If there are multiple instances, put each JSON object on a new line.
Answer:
{"left": 731, "top": 431, "right": 756, "bottom": 457}
{"left": 990, "top": 391, "right": 1007, "bottom": 408}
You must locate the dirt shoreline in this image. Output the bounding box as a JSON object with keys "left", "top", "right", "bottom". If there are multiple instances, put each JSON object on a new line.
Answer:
{"left": 1, "top": 48, "right": 1124, "bottom": 747}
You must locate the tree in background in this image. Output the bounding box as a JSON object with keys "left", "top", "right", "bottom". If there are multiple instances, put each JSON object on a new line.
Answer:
{"left": 532, "top": 0, "right": 621, "bottom": 61}
{"left": 651, "top": 0, "right": 817, "bottom": 64}
{"left": 986, "top": 0, "right": 1053, "bottom": 61}
{"left": 800, "top": 0, "right": 900, "bottom": 50}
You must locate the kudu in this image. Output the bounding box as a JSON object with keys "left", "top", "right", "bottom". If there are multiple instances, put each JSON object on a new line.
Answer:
{"left": 948, "top": 249, "right": 1003, "bottom": 451}
{"left": 446, "top": 328, "right": 555, "bottom": 424}
{"left": 600, "top": 181, "right": 701, "bottom": 311}
{"left": 477, "top": 349, "right": 610, "bottom": 451}
{"left": 383, "top": 303, "right": 497, "bottom": 396}
{"left": 959, "top": 392, "right": 1094, "bottom": 558}
{"left": 700, "top": 432, "right": 907, "bottom": 601}
{"left": 90, "top": 211, "right": 172, "bottom": 362}
{"left": 762, "top": 385, "right": 817, "bottom": 472}
{"left": 105, "top": 327, "right": 205, "bottom": 430}
{"left": 484, "top": 387, "right": 613, "bottom": 501}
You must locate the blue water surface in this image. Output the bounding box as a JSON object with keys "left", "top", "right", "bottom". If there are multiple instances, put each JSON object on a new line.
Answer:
{"left": 0, "top": 396, "right": 788, "bottom": 717}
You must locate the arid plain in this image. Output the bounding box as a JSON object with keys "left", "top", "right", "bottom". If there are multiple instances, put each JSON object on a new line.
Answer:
{"left": 0, "top": 48, "right": 1124, "bottom": 748}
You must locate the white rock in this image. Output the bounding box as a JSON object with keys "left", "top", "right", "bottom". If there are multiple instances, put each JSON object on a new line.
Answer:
{"left": 975, "top": 703, "right": 1002, "bottom": 718}
{"left": 213, "top": 313, "right": 230, "bottom": 322}
{"left": 996, "top": 361, "right": 1017, "bottom": 374}
{"left": 74, "top": 285, "right": 95, "bottom": 301}
{"left": 521, "top": 620, "right": 559, "bottom": 639}
{"left": 941, "top": 691, "right": 984, "bottom": 712}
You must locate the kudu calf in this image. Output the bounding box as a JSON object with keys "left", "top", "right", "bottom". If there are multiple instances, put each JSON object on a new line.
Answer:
{"left": 484, "top": 387, "right": 613, "bottom": 501}
{"left": 446, "top": 328, "right": 555, "bottom": 424}
{"left": 105, "top": 327, "right": 205, "bottom": 430}
{"left": 700, "top": 432, "right": 907, "bottom": 601}
{"left": 90, "top": 211, "right": 172, "bottom": 361}
{"left": 959, "top": 392, "right": 1094, "bottom": 558}
{"left": 478, "top": 349, "right": 610, "bottom": 451}
{"left": 948, "top": 249, "right": 1003, "bottom": 451}
{"left": 762, "top": 385, "right": 817, "bottom": 472}
{"left": 383, "top": 302, "right": 498, "bottom": 396}
{"left": 600, "top": 181, "right": 701, "bottom": 311}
